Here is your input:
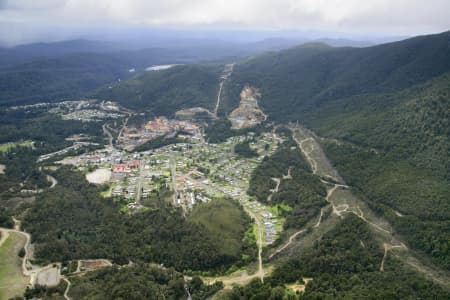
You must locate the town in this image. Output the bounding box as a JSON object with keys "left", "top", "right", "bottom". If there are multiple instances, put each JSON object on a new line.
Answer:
{"left": 117, "top": 116, "right": 202, "bottom": 150}
{"left": 58, "top": 115, "right": 285, "bottom": 245}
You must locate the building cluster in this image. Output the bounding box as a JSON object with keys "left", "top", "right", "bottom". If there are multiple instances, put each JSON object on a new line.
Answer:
{"left": 62, "top": 109, "right": 124, "bottom": 122}
{"left": 57, "top": 122, "right": 285, "bottom": 245}
{"left": 118, "top": 117, "right": 201, "bottom": 150}
{"left": 144, "top": 117, "right": 198, "bottom": 135}
{"left": 112, "top": 161, "right": 140, "bottom": 173}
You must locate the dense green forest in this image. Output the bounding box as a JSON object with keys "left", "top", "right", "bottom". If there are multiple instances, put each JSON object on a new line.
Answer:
{"left": 22, "top": 167, "right": 252, "bottom": 272}
{"left": 68, "top": 265, "right": 222, "bottom": 300}
{"left": 0, "top": 207, "right": 13, "bottom": 228}
{"left": 0, "top": 108, "right": 104, "bottom": 150}
{"left": 0, "top": 108, "right": 104, "bottom": 200}
{"left": 133, "top": 135, "right": 185, "bottom": 152}
{"left": 24, "top": 264, "right": 223, "bottom": 300}
{"left": 205, "top": 118, "right": 268, "bottom": 143}
{"left": 0, "top": 53, "right": 132, "bottom": 106}
{"left": 324, "top": 142, "right": 450, "bottom": 271}
{"left": 228, "top": 31, "right": 450, "bottom": 122}
{"left": 0, "top": 42, "right": 245, "bottom": 106}
{"left": 305, "top": 73, "right": 450, "bottom": 270}
{"left": 248, "top": 131, "right": 326, "bottom": 230}
{"left": 205, "top": 118, "right": 237, "bottom": 143}
{"left": 218, "top": 216, "right": 450, "bottom": 299}
{"left": 228, "top": 31, "right": 450, "bottom": 274}
{"left": 94, "top": 65, "right": 221, "bottom": 116}
{"left": 234, "top": 140, "right": 258, "bottom": 158}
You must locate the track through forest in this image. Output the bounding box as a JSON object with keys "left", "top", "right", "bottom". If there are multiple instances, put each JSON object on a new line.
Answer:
{"left": 286, "top": 124, "right": 450, "bottom": 288}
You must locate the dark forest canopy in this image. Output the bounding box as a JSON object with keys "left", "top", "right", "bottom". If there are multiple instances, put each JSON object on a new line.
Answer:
{"left": 22, "top": 167, "right": 253, "bottom": 273}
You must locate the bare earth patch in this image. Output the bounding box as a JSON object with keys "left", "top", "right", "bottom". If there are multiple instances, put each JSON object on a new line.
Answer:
{"left": 287, "top": 278, "right": 313, "bottom": 293}
{"left": 86, "top": 168, "right": 111, "bottom": 184}
{"left": 229, "top": 85, "right": 266, "bottom": 129}
{"left": 79, "top": 259, "right": 112, "bottom": 271}
{"left": 36, "top": 266, "right": 60, "bottom": 287}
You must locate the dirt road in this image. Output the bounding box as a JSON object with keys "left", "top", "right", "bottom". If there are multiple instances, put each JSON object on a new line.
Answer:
{"left": 267, "top": 178, "right": 280, "bottom": 202}
{"left": 1, "top": 219, "right": 61, "bottom": 289}
{"left": 269, "top": 229, "right": 306, "bottom": 259}
{"left": 0, "top": 230, "right": 9, "bottom": 248}
{"left": 214, "top": 63, "right": 234, "bottom": 116}
{"left": 62, "top": 277, "right": 71, "bottom": 300}
{"left": 242, "top": 207, "right": 264, "bottom": 282}
{"left": 313, "top": 209, "right": 324, "bottom": 228}
{"left": 47, "top": 175, "right": 57, "bottom": 189}
{"left": 102, "top": 123, "right": 114, "bottom": 148}
{"left": 289, "top": 123, "right": 450, "bottom": 288}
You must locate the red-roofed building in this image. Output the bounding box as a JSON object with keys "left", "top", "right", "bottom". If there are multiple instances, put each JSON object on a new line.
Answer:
{"left": 113, "top": 161, "right": 140, "bottom": 173}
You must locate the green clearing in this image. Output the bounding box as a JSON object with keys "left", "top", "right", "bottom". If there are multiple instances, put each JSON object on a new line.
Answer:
{"left": 188, "top": 198, "right": 254, "bottom": 260}
{"left": 0, "top": 140, "right": 33, "bottom": 153}
{"left": 0, "top": 232, "right": 28, "bottom": 300}
{"left": 267, "top": 204, "right": 292, "bottom": 216}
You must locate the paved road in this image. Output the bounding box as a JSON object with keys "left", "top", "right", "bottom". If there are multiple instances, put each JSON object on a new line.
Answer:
{"left": 135, "top": 160, "right": 144, "bottom": 204}
{"left": 170, "top": 157, "right": 177, "bottom": 205}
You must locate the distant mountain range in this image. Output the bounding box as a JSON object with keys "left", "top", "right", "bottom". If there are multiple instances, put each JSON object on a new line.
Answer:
{"left": 0, "top": 36, "right": 381, "bottom": 67}
{"left": 0, "top": 36, "right": 385, "bottom": 106}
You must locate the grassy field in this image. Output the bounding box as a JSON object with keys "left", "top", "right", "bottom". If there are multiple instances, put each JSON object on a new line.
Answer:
{"left": 0, "top": 140, "right": 33, "bottom": 153}
{"left": 189, "top": 198, "right": 251, "bottom": 259}
{"left": 0, "top": 232, "right": 28, "bottom": 300}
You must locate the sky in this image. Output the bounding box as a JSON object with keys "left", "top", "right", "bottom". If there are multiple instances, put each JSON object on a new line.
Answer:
{"left": 0, "top": 0, "right": 449, "bottom": 46}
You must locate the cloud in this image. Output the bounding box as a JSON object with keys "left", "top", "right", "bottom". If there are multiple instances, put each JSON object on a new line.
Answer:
{"left": 0, "top": 0, "right": 449, "bottom": 45}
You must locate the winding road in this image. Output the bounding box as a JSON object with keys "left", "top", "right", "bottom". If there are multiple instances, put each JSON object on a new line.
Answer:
{"left": 0, "top": 218, "right": 64, "bottom": 291}
{"left": 47, "top": 175, "right": 58, "bottom": 189}
{"left": 288, "top": 124, "right": 450, "bottom": 288}
{"left": 267, "top": 178, "right": 280, "bottom": 202}
{"left": 102, "top": 123, "right": 114, "bottom": 148}
{"left": 62, "top": 277, "right": 72, "bottom": 300}
{"left": 269, "top": 229, "right": 306, "bottom": 259}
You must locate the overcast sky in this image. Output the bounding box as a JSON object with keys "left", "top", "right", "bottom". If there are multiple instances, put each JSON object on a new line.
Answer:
{"left": 1, "top": 0, "right": 449, "bottom": 46}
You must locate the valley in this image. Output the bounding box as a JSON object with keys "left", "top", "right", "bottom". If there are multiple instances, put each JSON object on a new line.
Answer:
{"left": 0, "top": 29, "right": 449, "bottom": 299}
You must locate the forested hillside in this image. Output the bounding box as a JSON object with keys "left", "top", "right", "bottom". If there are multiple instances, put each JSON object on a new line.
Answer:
{"left": 309, "top": 72, "right": 450, "bottom": 270}
{"left": 218, "top": 216, "right": 450, "bottom": 299}
{"left": 23, "top": 167, "right": 253, "bottom": 272}
{"left": 0, "top": 46, "right": 227, "bottom": 107}
{"left": 68, "top": 265, "right": 222, "bottom": 300}
{"left": 26, "top": 264, "right": 223, "bottom": 300}
{"left": 0, "top": 53, "right": 134, "bottom": 106}
{"left": 228, "top": 31, "right": 450, "bottom": 122}
{"left": 94, "top": 65, "right": 221, "bottom": 116}
{"left": 248, "top": 130, "right": 327, "bottom": 230}
{"left": 228, "top": 31, "right": 450, "bottom": 272}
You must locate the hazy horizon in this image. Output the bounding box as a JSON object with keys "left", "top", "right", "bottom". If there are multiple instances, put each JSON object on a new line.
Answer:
{"left": 1, "top": 0, "right": 449, "bottom": 46}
